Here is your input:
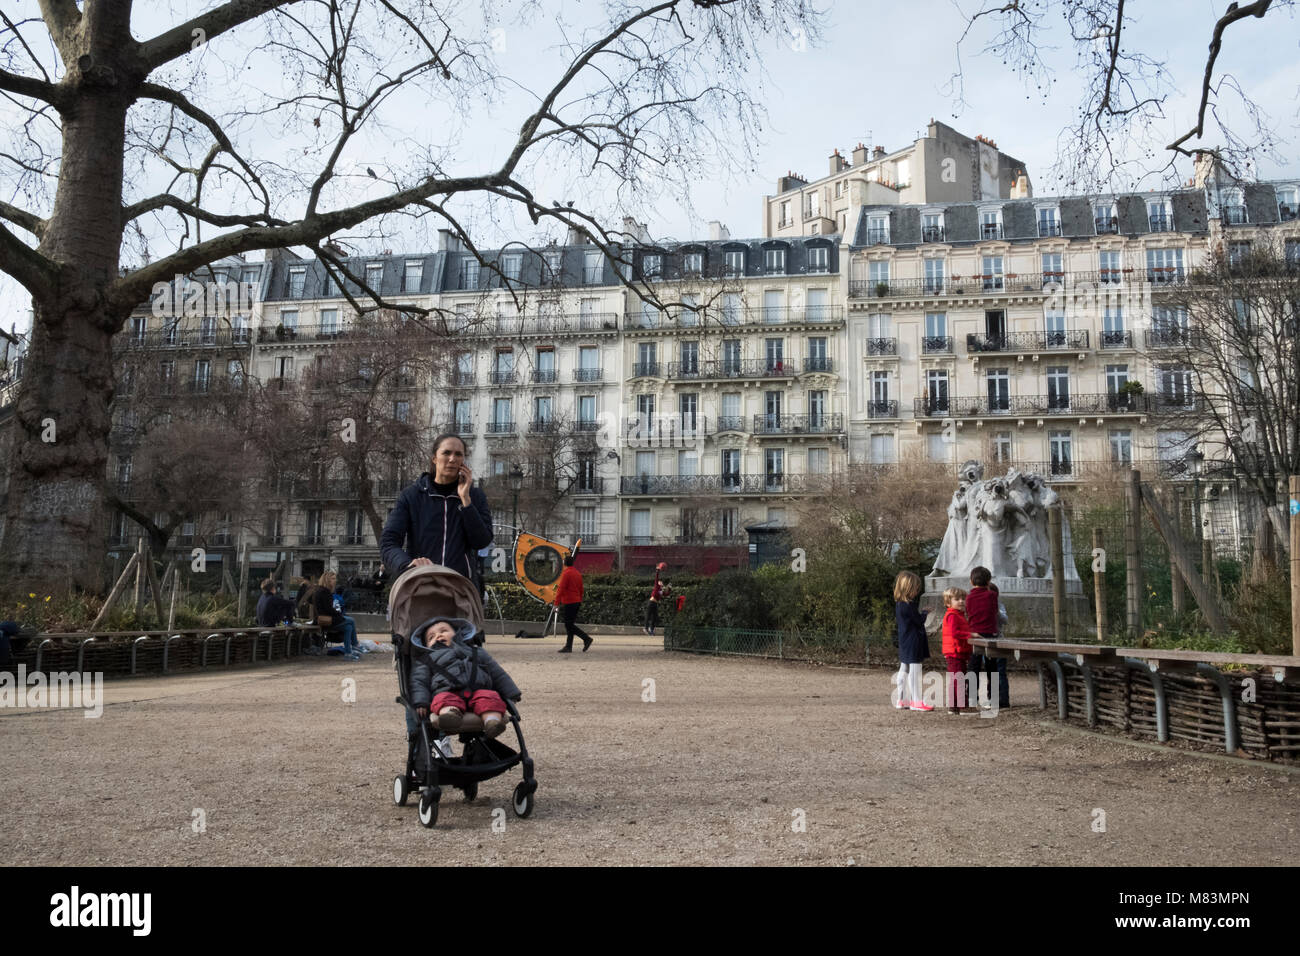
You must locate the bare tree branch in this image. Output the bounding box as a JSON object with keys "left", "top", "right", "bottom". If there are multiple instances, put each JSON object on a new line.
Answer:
{"left": 135, "top": 0, "right": 295, "bottom": 73}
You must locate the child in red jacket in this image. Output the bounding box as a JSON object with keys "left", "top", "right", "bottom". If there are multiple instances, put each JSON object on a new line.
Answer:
{"left": 941, "top": 586, "right": 975, "bottom": 715}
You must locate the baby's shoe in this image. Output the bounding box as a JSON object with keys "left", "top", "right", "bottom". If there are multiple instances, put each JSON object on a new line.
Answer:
{"left": 483, "top": 715, "right": 507, "bottom": 739}
{"left": 437, "top": 708, "right": 464, "bottom": 733}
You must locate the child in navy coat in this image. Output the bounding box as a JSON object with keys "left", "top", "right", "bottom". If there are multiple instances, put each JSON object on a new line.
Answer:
{"left": 893, "top": 571, "right": 932, "bottom": 712}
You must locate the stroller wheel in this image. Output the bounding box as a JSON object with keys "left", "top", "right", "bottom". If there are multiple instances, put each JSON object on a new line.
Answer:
{"left": 511, "top": 781, "right": 535, "bottom": 819}
{"left": 418, "top": 789, "right": 439, "bottom": 828}
{"left": 461, "top": 781, "right": 478, "bottom": 802}
{"left": 393, "top": 774, "right": 410, "bottom": 807}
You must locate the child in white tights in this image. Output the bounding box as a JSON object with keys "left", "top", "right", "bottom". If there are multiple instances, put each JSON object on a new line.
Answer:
{"left": 893, "top": 570, "right": 932, "bottom": 712}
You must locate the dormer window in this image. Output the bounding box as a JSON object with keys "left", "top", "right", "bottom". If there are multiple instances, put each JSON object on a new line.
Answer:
{"left": 867, "top": 214, "right": 890, "bottom": 245}
{"left": 1147, "top": 199, "right": 1173, "bottom": 233}
{"left": 502, "top": 253, "right": 522, "bottom": 281}
{"left": 460, "top": 258, "right": 480, "bottom": 289}
{"left": 724, "top": 249, "right": 745, "bottom": 276}
{"left": 1036, "top": 205, "right": 1061, "bottom": 237}
{"left": 683, "top": 251, "right": 704, "bottom": 276}
{"left": 543, "top": 249, "right": 562, "bottom": 280}
{"left": 642, "top": 254, "right": 662, "bottom": 279}
{"left": 1094, "top": 202, "right": 1118, "bottom": 234}
{"left": 1222, "top": 188, "right": 1247, "bottom": 224}
{"left": 807, "top": 245, "right": 829, "bottom": 274}
{"left": 403, "top": 259, "right": 424, "bottom": 292}
{"left": 979, "top": 207, "right": 1003, "bottom": 240}
{"left": 1277, "top": 186, "right": 1298, "bottom": 222}
{"left": 288, "top": 268, "right": 306, "bottom": 298}
{"left": 921, "top": 211, "right": 945, "bottom": 243}
{"left": 365, "top": 262, "right": 384, "bottom": 289}
{"left": 764, "top": 247, "right": 786, "bottom": 274}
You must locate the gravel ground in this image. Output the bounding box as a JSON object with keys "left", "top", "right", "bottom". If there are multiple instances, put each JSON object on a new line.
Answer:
{"left": 2, "top": 634, "right": 1296, "bottom": 866}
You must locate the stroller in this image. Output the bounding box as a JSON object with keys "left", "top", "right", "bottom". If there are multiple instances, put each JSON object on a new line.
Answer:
{"left": 389, "top": 564, "right": 537, "bottom": 829}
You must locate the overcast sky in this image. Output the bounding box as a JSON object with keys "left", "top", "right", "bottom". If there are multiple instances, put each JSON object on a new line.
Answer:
{"left": 3, "top": 0, "right": 1298, "bottom": 338}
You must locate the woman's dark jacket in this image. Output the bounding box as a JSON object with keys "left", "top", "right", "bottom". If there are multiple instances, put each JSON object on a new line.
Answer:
{"left": 380, "top": 473, "right": 493, "bottom": 580}
{"left": 896, "top": 598, "right": 930, "bottom": 664}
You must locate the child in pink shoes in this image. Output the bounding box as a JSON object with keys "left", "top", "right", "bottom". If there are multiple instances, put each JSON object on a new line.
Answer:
{"left": 893, "top": 571, "right": 933, "bottom": 712}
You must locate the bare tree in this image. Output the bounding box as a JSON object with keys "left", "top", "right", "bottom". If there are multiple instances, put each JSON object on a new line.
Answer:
{"left": 951, "top": 0, "right": 1295, "bottom": 188}
{"left": 0, "top": 0, "right": 822, "bottom": 594}
{"left": 1161, "top": 237, "right": 1300, "bottom": 554}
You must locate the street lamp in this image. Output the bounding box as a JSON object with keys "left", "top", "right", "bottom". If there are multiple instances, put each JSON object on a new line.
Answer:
{"left": 508, "top": 464, "right": 524, "bottom": 536}
{"left": 1186, "top": 446, "right": 1214, "bottom": 591}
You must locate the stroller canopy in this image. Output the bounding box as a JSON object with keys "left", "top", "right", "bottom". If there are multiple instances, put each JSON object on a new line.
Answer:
{"left": 389, "top": 564, "right": 485, "bottom": 639}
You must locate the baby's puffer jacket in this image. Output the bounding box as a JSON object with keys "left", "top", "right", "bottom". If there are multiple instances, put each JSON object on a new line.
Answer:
{"left": 410, "top": 616, "right": 521, "bottom": 708}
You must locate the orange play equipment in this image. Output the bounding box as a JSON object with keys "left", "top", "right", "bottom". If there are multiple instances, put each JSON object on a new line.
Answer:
{"left": 513, "top": 533, "right": 581, "bottom": 606}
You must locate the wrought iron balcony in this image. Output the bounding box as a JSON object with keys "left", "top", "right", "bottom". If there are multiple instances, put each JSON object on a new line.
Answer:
{"left": 1222, "top": 205, "right": 1248, "bottom": 225}
{"left": 665, "top": 358, "right": 795, "bottom": 381}
{"left": 451, "top": 372, "right": 476, "bottom": 387}
{"left": 1146, "top": 327, "right": 1202, "bottom": 348}
{"left": 620, "top": 473, "right": 831, "bottom": 495}
{"left": 528, "top": 420, "right": 558, "bottom": 434}
{"left": 751, "top": 413, "right": 844, "bottom": 435}
{"left": 922, "top": 336, "right": 953, "bottom": 354}
{"left": 574, "top": 420, "right": 601, "bottom": 433}
{"left": 1038, "top": 221, "right": 1062, "bottom": 237}
{"left": 965, "top": 330, "right": 1089, "bottom": 353}
{"left": 714, "top": 416, "right": 746, "bottom": 433}
{"left": 437, "top": 421, "right": 473, "bottom": 436}
{"left": 573, "top": 477, "right": 604, "bottom": 495}
{"left": 574, "top": 367, "right": 603, "bottom": 382}
{"left": 981, "top": 223, "right": 1004, "bottom": 240}
{"left": 912, "top": 392, "right": 1146, "bottom": 419}
{"left": 1148, "top": 394, "right": 1206, "bottom": 414}
{"left": 922, "top": 226, "right": 946, "bottom": 243}
{"left": 1095, "top": 217, "right": 1118, "bottom": 234}
{"left": 531, "top": 369, "right": 558, "bottom": 384}
{"left": 485, "top": 420, "right": 515, "bottom": 434}
{"left": 866, "top": 338, "right": 897, "bottom": 356}
{"left": 867, "top": 400, "right": 898, "bottom": 419}
{"left": 803, "top": 356, "right": 833, "bottom": 373}
{"left": 631, "top": 361, "right": 661, "bottom": 378}
{"left": 489, "top": 370, "right": 515, "bottom": 385}
{"left": 1099, "top": 330, "right": 1134, "bottom": 349}
{"left": 849, "top": 274, "right": 1052, "bottom": 299}
{"left": 116, "top": 328, "right": 252, "bottom": 350}
{"left": 1148, "top": 216, "right": 1172, "bottom": 233}
{"left": 1146, "top": 266, "right": 1187, "bottom": 285}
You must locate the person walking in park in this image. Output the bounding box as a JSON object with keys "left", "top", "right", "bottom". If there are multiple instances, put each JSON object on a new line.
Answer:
{"left": 893, "top": 571, "right": 932, "bottom": 712}
{"left": 381, "top": 434, "right": 493, "bottom": 582}
{"left": 554, "top": 554, "right": 592, "bottom": 653}
{"left": 643, "top": 562, "right": 670, "bottom": 636}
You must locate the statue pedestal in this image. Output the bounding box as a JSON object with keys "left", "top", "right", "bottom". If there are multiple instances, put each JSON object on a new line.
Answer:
{"left": 922, "top": 576, "right": 1092, "bottom": 640}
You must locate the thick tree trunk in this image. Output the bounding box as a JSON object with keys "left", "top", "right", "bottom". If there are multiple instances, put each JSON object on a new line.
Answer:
{"left": 0, "top": 43, "right": 138, "bottom": 595}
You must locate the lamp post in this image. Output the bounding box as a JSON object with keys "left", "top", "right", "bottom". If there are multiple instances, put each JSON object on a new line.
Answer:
{"left": 1187, "top": 447, "right": 1214, "bottom": 592}
{"left": 508, "top": 464, "right": 524, "bottom": 538}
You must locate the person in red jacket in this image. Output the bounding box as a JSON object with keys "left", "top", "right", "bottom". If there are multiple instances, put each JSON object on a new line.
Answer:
{"left": 643, "top": 563, "right": 671, "bottom": 636}
{"left": 941, "top": 586, "right": 975, "bottom": 715}
{"left": 554, "top": 554, "right": 592, "bottom": 653}
{"left": 965, "top": 566, "right": 1008, "bottom": 709}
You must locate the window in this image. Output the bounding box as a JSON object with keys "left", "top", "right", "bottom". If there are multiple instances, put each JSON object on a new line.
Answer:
{"left": 393, "top": 400, "right": 410, "bottom": 423}
{"left": 921, "top": 212, "right": 944, "bottom": 243}
{"left": 634, "top": 450, "right": 655, "bottom": 479}
{"left": 763, "top": 289, "right": 784, "bottom": 325}
{"left": 492, "top": 397, "right": 512, "bottom": 429}
{"left": 867, "top": 215, "right": 890, "bottom": 245}
{"left": 1094, "top": 202, "right": 1117, "bottom": 234}
{"left": 808, "top": 389, "right": 827, "bottom": 427}
{"left": 923, "top": 312, "right": 948, "bottom": 353}
{"left": 193, "top": 359, "right": 211, "bottom": 393}
{"left": 227, "top": 359, "right": 245, "bottom": 386}
{"left": 927, "top": 433, "right": 948, "bottom": 461}
{"left": 764, "top": 449, "right": 785, "bottom": 489}
{"left": 807, "top": 288, "right": 829, "bottom": 321}
{"left": 453, "top": 398, "right": 472, "bottom": 431}
{"left": 868, "top": 312, "right": 892, "bottom": 344}
{"left": 535, "top": 347, "right": 556, "bottom": 383}
{"left": 273, "top": 356, "right": 292, "bottom": 386}
{"left": 305, "top": 510, "right": 323, "bottom": 544}
{"left": 288, "top": 267, "right": 306, "bottom": 298}
{"left": 583, "top": 251, "right": 603, "bottom": 284}
{"left": 779, "top": 201, "right": 792, "bottom": 228}
{"left": 365, "top": 262, "right": 384, "bottom": 289}
{"left": 460, "top": 258, "right": 480, "bottom": 289}
{"left": 764, "top": 247, "right": 786, "bottom": 273}
{"left": 629, "top": 509, "right": 651, "bottom": 541}
{"left": 573, "top": 506, "right": 597, "bottom": 540}
{"left": 1160, "top": 366, "right": 1195, "bottom": 407}
{"left": 981, "top": 256, "right": 1004, "bottom": 291}
{"left": 991, "top": 431, "right": 1012, "bottom": 464}
{"left": 1102, "top": 307, "right": 1126, "bottom": 347}
{"left": 577, "top": 395, "right": 597, "bottom": 428}
{"left": 724, "top": 249, "right": 745, "bottom": 276}
{"left": 721, "top": 293, "right": 742, "bottom": 326}
{"left": 679, "top": 393, "right": 698, "bottom": 432}
{"left": 544, "top": 249, "right": 563, "bottom": 280}
{"left": 636, "top": 342, "right": 658, "bottom": 377}
{"left": 403, "top": 260, "right": 423, "bottom": 292}
{"left": 807, "top": 336, "right": 828, "bottom": 371}
{"left": 130, "top": 315, "right": 147, "bottom": 342}
{"left": 1147, "top": 199, "right": 1172, "bottom": 232}
{"left": 241, "top": 267, "right": 259, "bottom": 288}
{"left": 718, "top": 507, "right": 740, "bottom": 538}
{"left": 764, "top": 338, "right": 785, "bottom": 372}
{"left": 804, "top": 191, "right": 820, "bottom": 219}
{"left": 986, "top": 368, "right": 1010, "bottom": 411}
{"left": 578, "top": 346, "right": 600, "bottom": 381}
{"left": 1222, "top": 188, "right": 1247, "bottom": 224}
{"left": 679, "top": 341, "right": 699, "bottom": 375}
{"left": 494, "top": 349, "right": 513, "bottom": 382}
{"left": 808, "top": 448, "right": 829, "bottom": 474}
{"left": 1228, "top": 241, "right": 1251, "bottom": 268}
{"left": 980, "top": 208, "right": 1003, "bottom": 239}
{"left": 1107, "top": 363, "right": 1131, "bottom": 400}
{"left": 636, "top": 301, "right": 657, "bottom": 330}
{"left": 923, "top": 258, "right": 945, "bottom": 293}
{"left": 870, "top": 434, "right": 895, "bottom": 464}
{"left": 160, "top": 359, "right": 177, "bottom": 393}
{"left": 199, "top": 316, "right": 216, "bottom": 344}
{"left": 641, "top": 254, "right": 662, "bottom": 279}
{"left": 116, "top": 454, "right": 132, "bottom": 486}
{"left": 678, "top": 292, "right": 699, "bottom": 327}
{"left": 925, "top": 369, "right": 949, "bottom": 413}
{"left": 279, "top": 309, "right": 298, "bottom": 331}
{"left": 683, "top": 251, "right": 704, "bottom": 276}
{"left": 1099, "top": 250, "right": 1122, "bottom": 284}
{"left": 721, "top": 392, "right": 741, "bottom": 425}
{"left": 1044, "top": 308, "right": 1066, "bottom": 345}
{"left": 1109, "top": 430, "right": 1133, "bottom": 465}
{"left": 455, "top": 352, "right": 474, "bottom": 385}
{"left": 320, "top": 308, "right": 339, "bottom": 336}
{"left": 1147, "top": 248, "right": 1184, "bottom": 283}
{"left": 1046, "top": 366, "right": 1070, "bottom": 410}
{"left": 807, "top": 246, "right": 829, "bottom": 273}
{"left": 533, "top": 396, "right": 553, "bottom": 427}
{"left": 1278, "top": 186, "right": 1298, "bottom": 222}
{"left": 721, "top": 450, "right": 741, "bottom": 490}
{"left": 1037, "top": 206, "right": 1061, "bottom": 237}
{"left": 722, "top": 341, "right": 742, "bottom": 375}
{"left": 1049, "top": 431, "right": 1073, "bottom": 476}
{"left": 502, "top": 253, "right": 522, "bottom": 282}
{"left": 868, "top": 260, "right": 889, "bottom": 286}
{"left": 870, "top": 371, "right": 890, "bottom": 417}
{"left": 1042, "top": 252, "right": 1064, "bottom": 286}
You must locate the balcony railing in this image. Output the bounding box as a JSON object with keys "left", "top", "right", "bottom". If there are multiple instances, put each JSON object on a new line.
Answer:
{"left": 1095, "top": 217, "right": 1118, "bottom": 234}
{"left": 451, "top": 372, "right": 476, "bottom": 387}
{"left": 966, "top": 330, "right": 1089, "bottom": 352}
{"left": 922, "top": 336, "right": 953, "bottom": 354}
{"left": 714, "top": 416, "right": 746, "bottom": 432}
{"left": 849, "top": 274, "right": 1052, "bottom": 298}
{"left": 981, "top": 223, "right": 1004, "bottom": 240}
{"left": 1038, "top": 221, "right": 1062, "bottom": 237}
{"left": 631, "top": 361, "right": 661, "bottom": 378}
{"left": 116, "top": 328, "right": 252, "bottom": 350}
{"left": 481, "top": 311, "right": 621, "bottom": 336}
{"left": 573, "top": 477, "right": 604, "bottom": 495}
{"left": 665, "top": 359, "right": 796, "bottom": 381}
{"left": 1148, "top": 216, "right": 1172, "bottom": 233}
{"left": 574, "top": 420, "right": 601, "bottom": 434}
{"left": 485, "top": 420, "right": 515, "bottom": 434}
{"left": 1146, "top": 328, "right": 1202, "bottom": 348}
{"left": 531, "top": 369, "right": 558, "bottom": 384}
{"left": 620, "top": 474, "right": 836, "bottom": 495}
{"left": 1099, "top": 330, "right": 1134, "bottom": 349}
{"left": 866, "top": 400, "right": 898, "bottom": 419}
{"left": 528, "top": 420, "right": 558, "bottom": 434}
{"left": 489, "top": 370, "right": 515, "bottom": 385}
{"left": 913, "top": 393, "right": 1147, "bottom": 418}
{"left": 437, "top": 421, "right": 473, "bottom": 436}
{"left": 866, "top": 338, "right": 897, "bottom": 356}
{"left": 1223, "top": 205, "right": 1248, "bottom": 225}
{"left": 1148, "top": 394, "right": 1206, "bottom": 414}
{"left": 1146, "top": 266, "right": 1186, "bottom": 285}
{"left": 922, "top": 226, "right": 946, "bottom": 243}
{"left": 803, "top": 356, "right": 833, "bottom": 373}
{"left": 751, "top": 413, "right": 844, "bottom": 436}
{"left": 574, "top": 367, "right": 603, "bottom": 382}
{"left": 866, "top": 229, "right": 890, "bottom": 245}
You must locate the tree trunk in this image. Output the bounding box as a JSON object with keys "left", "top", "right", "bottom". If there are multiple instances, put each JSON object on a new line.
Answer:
{"left": 0, "top": 39, "right": 138, "bottom": 596}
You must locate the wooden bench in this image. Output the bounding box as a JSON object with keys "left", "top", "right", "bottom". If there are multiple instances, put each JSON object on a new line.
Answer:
{"left": 971, "top": 637, "right": 1300, "bottom": 759}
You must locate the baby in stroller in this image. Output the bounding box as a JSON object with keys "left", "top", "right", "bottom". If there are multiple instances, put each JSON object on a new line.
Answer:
{"left": 412, "top": 617, "right": 521, "bottom": 740}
